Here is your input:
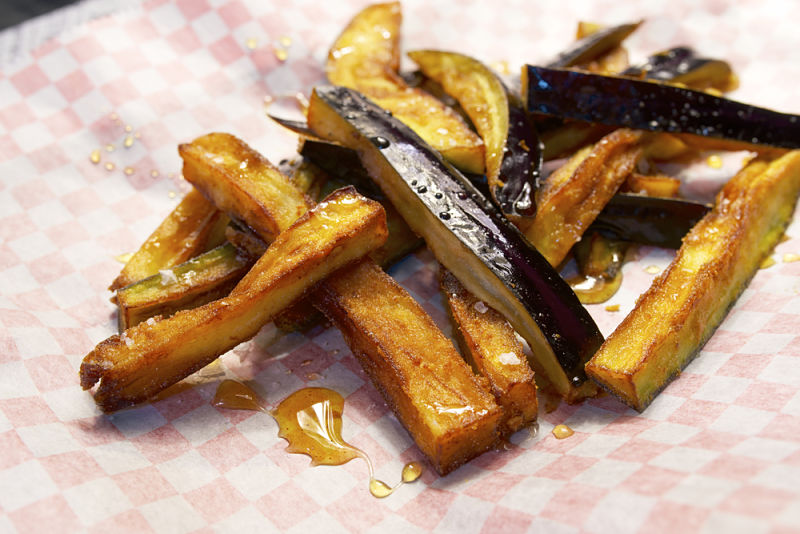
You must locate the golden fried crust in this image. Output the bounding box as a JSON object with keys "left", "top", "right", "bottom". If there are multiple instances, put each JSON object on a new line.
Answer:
{"left": 110, "top": 189, "right": 228, "bottom": 290}
{"left": 440, "top": 269, "right": 537, "bottom": 436}
{"left": 587, "top": 152, "right": 800, "bottom": 411}
{"left": 315, "top": 260, "right": 502, "bottom": 475}
{"left": 179, "top": 133, "right": 311, "bottom": 242}
{"left": 326, "top": 2, "right": 484, "bottom": 174}
{"left": 81, "top": 188, "right": 386, "bottom": 412}
{"left": 526, "top": 128, "right": 643, "bottom": 266}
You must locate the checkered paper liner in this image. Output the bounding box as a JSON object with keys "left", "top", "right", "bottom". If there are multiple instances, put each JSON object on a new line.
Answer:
{"left": 2, "top": 0, "right": 800, "bottom": 532}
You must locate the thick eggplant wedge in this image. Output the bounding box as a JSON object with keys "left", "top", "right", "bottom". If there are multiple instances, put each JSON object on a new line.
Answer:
{"left": 317, "top": 260, "right": 502, "bottom": 475}
{"left": 523, "top": 66, "right": 800, "bottom": 149}
{"left": 526, "top": 128, "right": 643, "bottom": 267}
{"left": 80, "top": 188, "right": 388, "bottom": 412}
{"left": 179, "top": 133, "right": 312, "bottom": 242}
{"left": 408, "top": 50, "right": 542, "bottom": 220}
{"left": 116, "top": 243, "right": 256, "bottom": 331}
{"left": 110, "top": 189, "right": 229, "bottom": 291}
{"left": 308, "top": 85, "right": 604, "bottom": 402}
{"left": 586, "top": 151, "right": 800, "bottom": 411}
{"left": 440, "top": 270, "right": 537, "bottom": 435}
{"left": 326, "top": 1, "right": 485, "bottom": 174}
{"left": 590, "top": 193, "right": 710, "bottom": 249}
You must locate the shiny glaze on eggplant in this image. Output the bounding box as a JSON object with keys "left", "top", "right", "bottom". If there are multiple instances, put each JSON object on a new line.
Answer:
{"left": 312, "top": 85, "right": 603, "bottom": 385}
{"left": 524, "top": 66, "right": 800, "bottom": 149}
{"left": 621, "top": 47, "right": 733, "bottom": 89}
{"left": 499, "top": 91, "right": 543, "bottom": 216}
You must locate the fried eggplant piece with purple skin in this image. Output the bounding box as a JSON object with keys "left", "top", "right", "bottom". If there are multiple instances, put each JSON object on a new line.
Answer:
{"left": 110, "top": 189, "right": 229, "bottom": 291}
{"left": 307, "top": 85, "right": 603, "bottom": 402}
{"left": 316, "top": 260, "right": 502, "bottom": 475}
{"left": 326, "top": 1, "right": 485, "bottom": 174}
{"left": 80, "top": 187, "right": 387, "bottom": 412}
{"left": 523, "top": 66, "right": 800, "bottom": 150}
{"left": 440, "top": 269, "right": 537, "bottom": 436}
{"left": 115, "top": 243, "right": 256, "bottom": 331}
{"left": 526, "top": 128, "right": 644, "bottom": 267}
{"left": 408, "top": 50, "right": 542, "bottom": 221}
{"left": 587, "top": 151, "right": 800, "bottom": 411}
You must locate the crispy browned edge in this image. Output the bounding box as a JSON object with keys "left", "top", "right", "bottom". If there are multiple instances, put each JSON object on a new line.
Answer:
{"left": 586, "top": 151, "right": 800, "bottom": 410}
{"left": 81, "top": 188, "right": 387, "bottom": 412}
{"left": 524, "top": 128, "right": 643, "bottom": 266}
{"left": 110, "top": 189, "right": 228, "bottom": 290}
{"left": 440, "top": 269, "right": 538, "bottom": 436}
{"left": 314, "top": 260, "right": 502, "bottom": 475}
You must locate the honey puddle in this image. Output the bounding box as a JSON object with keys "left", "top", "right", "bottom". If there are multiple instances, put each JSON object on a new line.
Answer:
{"left": 212, "top": 380, "right": 422, "bottom": 497}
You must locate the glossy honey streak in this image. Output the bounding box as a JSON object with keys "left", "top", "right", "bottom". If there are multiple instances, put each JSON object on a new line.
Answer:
{"left": 212, "top": 381, "right": 422, "bottom": 497}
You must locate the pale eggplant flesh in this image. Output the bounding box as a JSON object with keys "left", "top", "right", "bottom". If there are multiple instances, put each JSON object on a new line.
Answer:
{"left": 308, "top": 85, "right": 604, "bottom": 400}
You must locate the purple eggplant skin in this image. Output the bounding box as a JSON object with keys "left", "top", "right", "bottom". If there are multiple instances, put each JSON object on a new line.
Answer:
{"left": 499, "top": 91, "right": 543, "bottom": 216}
{"left": 310, "top": 85, "right": 604, "bottom": 390}
{"left": 621, "top": 47, "right": 733, "bottom": 89}
{"left": 620, "top": 46, "right": 695, "bottom": 79}
{"left": 524, "top": 66, "right": 800, "bottom": 149}
{"left": 545, "top": 21, "right": 642, "bottom": 68}
{"left": 591, "top": 194, "right": 711, "bottom": 249}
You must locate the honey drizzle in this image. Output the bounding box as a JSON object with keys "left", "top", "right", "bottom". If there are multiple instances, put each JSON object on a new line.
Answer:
{"left": 212, "top": 382, "right": 423, "bottom": 498}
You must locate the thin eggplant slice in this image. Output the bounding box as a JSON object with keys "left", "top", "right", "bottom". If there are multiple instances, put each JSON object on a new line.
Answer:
{"left": 621, "top": 47, "right": 736, "bottom": 91}
{"left": 590, "top": 193, "right": 711, "bottom": 248}
{"left": 523, "top": 66, "right": 800, "bottom": 149}
{"left": 308, "top": 85, "right": 603, "bottom": 401}
{"left": 546, "top": 21, "right": 642, "bottom": 68}
{"left": 408, "top": 50, "right": 542, "bottom": 219}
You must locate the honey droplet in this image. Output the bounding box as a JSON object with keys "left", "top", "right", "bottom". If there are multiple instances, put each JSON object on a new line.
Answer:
{"left": 369, "top": 478, "right": 394, "bottom": 498}
{"left": 123, "top": 135, "right": 134, "bottom": 148}
{"left": 274, "top": 46, "right": 288, "bottom": 61}
{"left": 150, "top": 170, "right": 160, "bottom": 178}
{"left": 273, "top": 388, "right": 364, "bottom": 466}
{"left": 605, "top": 304, "right": 620, "bottom": 312}
{"left": 212, "top": 380, "right": 264, "bottom": 412}
{"left": 552, "top": 424, "right": 574, "bottom": 439}
{"left": 104, "top": 162, "right": 115, "bottom": 171}
{"left": 401, "top": 461, "right": 423, "bottom": 483}
{"left": 706, "top": 154, "right": 723, "bottom": 169}
{"left": 124, "top": 125, "right": 133, "bottom": 132}
{"left": 245, "top": 37, "right": 258, "bottom": 50}
{"left": 761, "top": 256, "right": 776, "bottom": 269}
{"left": 644, "top": 265, "right": 661, "bottom": 274}
{"left": 279, "top": 35, "right": 292, "bottom": 47}
{"left": 105, "top": 144, "right": 115, "bottom": 152}
{"left": 783, "top": 253, "right": 800, "bottom": 263}
{"left": 306, "top": 372, "right": 321, "bottom": 381}
{"left": 90, "top": 149, "right": 101, "bottom": 164}
{"left": 168, "top": 191, "right": 177, "bottom": 199}
{"left": 114, "top": 252, "right": 133, "bottom": 264}
{"left": 124, "top": 167, "right": 135, "bottom": 176}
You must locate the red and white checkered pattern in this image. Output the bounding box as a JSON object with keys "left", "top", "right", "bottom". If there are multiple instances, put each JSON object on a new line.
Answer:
{"left": 2, "top": 0, "right": 800, "bottom": 532}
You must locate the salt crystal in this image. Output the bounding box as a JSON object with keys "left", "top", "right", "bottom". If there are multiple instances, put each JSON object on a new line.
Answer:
{"left": 159, "top": 269, "right": 178, "bottom": 285}
{"left": 497, "top": 352, "right": 520, "bottom": 365}
{"left": 473, "top": 301, "right": 488, "bottom": 313}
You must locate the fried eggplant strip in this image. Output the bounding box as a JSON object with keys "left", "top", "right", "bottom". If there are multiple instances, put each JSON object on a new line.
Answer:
{"left": 327, "top": 1, "right": 485, "bottom": 174}
{"left": 526, "top": 128, "right": 643, "bottom": 266}
{"left": 110, "top": 189, "right": 229, "bottom": 290}
{"left": 116, "top": 243, "right": 256, "bottom": 331}
{"left": 316, "top": 260, "right": 501, "bottom": 474}
{"left": 586, "top": 151, "right": 800, "bottom": 411}
{"left": 440, "top": 270, "right": 537, "bottom": 436}
{"left": 179, "top": 133, "right": 311, "bottom": 242}
{"left": 80, "top": 187, "right": 387, "bottom": 412}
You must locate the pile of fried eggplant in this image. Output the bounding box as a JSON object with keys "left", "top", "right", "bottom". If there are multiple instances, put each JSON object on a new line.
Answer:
{"left": 81, "top": 1, "right": 800, "bottom": 475}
